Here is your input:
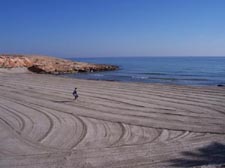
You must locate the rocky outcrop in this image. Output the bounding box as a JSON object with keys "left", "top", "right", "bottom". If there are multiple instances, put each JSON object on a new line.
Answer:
{"left": 0, "top": 55, "right": 118, "bottom": 74}
{"left": 0, "top": 55, "right": 33, "bottom": 68}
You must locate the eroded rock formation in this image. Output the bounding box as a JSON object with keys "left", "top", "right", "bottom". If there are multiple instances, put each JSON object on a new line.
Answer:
{"left": 0, "top": 54, "right": 118, "bottom": 74}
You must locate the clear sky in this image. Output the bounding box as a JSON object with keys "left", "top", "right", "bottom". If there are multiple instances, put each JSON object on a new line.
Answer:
{"left": 0, "top": 0, "right": 225, "bottom": 57}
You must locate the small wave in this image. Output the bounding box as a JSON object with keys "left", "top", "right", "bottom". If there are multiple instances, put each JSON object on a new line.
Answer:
{"left": 86, "top": 78, "right": 119, "bottom": 82}
{"left": 148, "top": 77, "right": 210, "bottom": 82}
{"left": 177, "top": 74, "right": 204, "bottom": 77}
{"left": 183, "top": 78, "right": 209, "bottom": 81}
{"left": 132, "top": 76, "right": 148, "bottom": 79}
{"left": 92, "top": 74, "right": 104, "bottom": 77}
{"left": 148, "top": 77, "right": 178, "bottom": 81}
{"left": 137, "top": 72, "right": 168, "bottom": 76}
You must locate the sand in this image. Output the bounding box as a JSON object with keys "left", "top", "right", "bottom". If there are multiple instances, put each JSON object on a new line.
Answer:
{"left": 0, "top": 70, "right": 225, "bottom": 168}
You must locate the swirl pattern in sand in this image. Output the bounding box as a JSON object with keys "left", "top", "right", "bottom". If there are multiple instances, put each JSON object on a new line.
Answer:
{"left": 0, "top": 72, "right": 225, "bottom": 167}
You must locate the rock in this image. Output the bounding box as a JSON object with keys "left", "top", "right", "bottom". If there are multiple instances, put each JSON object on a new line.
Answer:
{"left": 0, "top": 55, "right": 33, "bottom": 68}
{"left": 0, "top": 55, "right": 118, "bottom": 74}
{"left": 217, "top": 84, "right": 224, "bottom": 87}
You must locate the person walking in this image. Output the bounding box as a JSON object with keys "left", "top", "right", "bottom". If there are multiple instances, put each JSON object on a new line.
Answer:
{"left": 73, "top": 88, "right": 78, "bottom": 100}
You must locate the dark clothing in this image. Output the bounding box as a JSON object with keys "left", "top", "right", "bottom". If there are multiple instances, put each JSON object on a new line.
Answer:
{"left": 73, "top": 90, "right": 77, "bottom": 95}
{"left": 73, "top": 89, "right": 78, "bottom": 100}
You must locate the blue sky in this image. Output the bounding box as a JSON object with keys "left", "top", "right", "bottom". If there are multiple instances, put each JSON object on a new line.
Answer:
{"left": 0, "top": 0, "right": 225, "bottom": 57}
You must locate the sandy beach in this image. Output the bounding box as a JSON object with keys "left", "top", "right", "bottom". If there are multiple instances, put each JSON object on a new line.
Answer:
{"left": 0, "top": 69, "right": 225, "bottom": 168}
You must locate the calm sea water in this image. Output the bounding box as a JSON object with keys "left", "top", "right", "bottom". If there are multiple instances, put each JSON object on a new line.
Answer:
{"left": 65, "top": 57, "right": 225, "bottom": 86}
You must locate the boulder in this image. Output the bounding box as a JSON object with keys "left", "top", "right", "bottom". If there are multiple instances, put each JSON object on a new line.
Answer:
{"left": 217, "top": 84, "right": 224, "bottom": 87}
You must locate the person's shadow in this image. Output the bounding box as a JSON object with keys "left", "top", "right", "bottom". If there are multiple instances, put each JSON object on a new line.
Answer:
{"left": 169, "top": 142, "right": 225, "bottom": 167}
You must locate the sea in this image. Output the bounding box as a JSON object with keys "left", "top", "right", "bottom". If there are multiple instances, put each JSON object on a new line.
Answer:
{"left": 65, "top": 57, "right": 225, "bottom": 86}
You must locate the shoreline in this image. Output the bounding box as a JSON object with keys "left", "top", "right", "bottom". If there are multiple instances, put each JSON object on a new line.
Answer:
{"left": 1, "top": 67, "right": 219, "bottom": 88}
{"left": 69, "top": 56, "right": 225, "bottom": 87}
{"left": 62, "top": 71, "right": 224, "bottom": 88}
{"left": 62, "top": 75, "right": 224, "bottom": 87}
{"left": 0, "top": 71, "right": 225, "bottom": 167}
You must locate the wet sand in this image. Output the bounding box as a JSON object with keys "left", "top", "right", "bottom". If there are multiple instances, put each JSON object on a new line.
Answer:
{"left": 0, "top": 70, "right": 225, "bottom": 168}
